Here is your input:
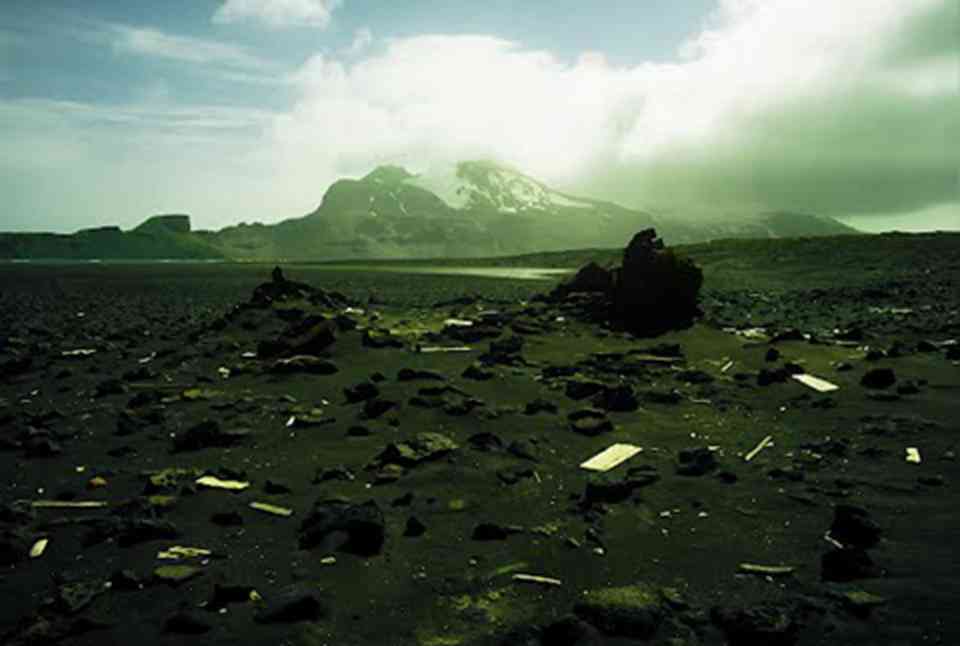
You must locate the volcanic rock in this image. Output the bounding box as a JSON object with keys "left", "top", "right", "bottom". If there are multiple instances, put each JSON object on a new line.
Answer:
{"left": 574, "top": 584, "right": 664, "bottom": 639}
{"left": 298, "top": 499, "right": 385, "bottom": 556}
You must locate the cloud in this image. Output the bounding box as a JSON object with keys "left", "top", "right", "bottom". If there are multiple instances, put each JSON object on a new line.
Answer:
{"left": 345, "top": 27, "right": 373, "bottom": 56}
{"left": 111, "top": 24, "right": 276, "bottom": 73}
{"left": 3, "top": 0, "right": 956, "bottom": 233}
{"left": 266, "top": 0, "right": 957, "bottom": 221}
{"left": 213, "top": 0, "right": 342, "bottom": 29}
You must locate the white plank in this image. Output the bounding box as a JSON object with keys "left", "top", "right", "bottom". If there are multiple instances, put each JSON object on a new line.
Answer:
{"left": 579, "top": 443, "right": 643, "bottom": 472}
{"left": 792, "top": 374, "right": 839, "bottom": 392}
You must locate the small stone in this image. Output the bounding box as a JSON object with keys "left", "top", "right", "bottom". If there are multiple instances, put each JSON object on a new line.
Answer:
{"left": 676, "top": 447, "right": 719, "bottom": 476}
{"left": 154, "top": 565, "right": 202, "bottom": 586}
{"left": 404, "top": 516, "right": 426, "bottom": 537}
{"left": 861, "top": 368, "right": 896, "bottom": 389}
{"left": 211, "top": 511, "right": 244, "bottom": 526}
{"left": 254, "top": 584, "right": 327, "bottom": 623}
{"left": 574, "top": 584, "right": 664, "bottom": 639}
{"left": 829, "top": 505, "right": 881, "bottom": 549}
{"left": 164, "top": 611, "right": 212, "bottom": 634}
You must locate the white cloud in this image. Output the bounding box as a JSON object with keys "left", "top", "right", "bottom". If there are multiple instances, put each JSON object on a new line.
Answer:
{"left": 213, "top": 0, "right": 342, "bottom": 29}
{"left": 263, "top": 0, "right": 957, "bottom": 219}
{"left": 111, "top": 24, "right": 275, "bottom": 72}
{"left": 3, "top": 0, "right": 956, "bottom": 233}
{"left": 345, "top": 27, "right": 372, "bottom": 56}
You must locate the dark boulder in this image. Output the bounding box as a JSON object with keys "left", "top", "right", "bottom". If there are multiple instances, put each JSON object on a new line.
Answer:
{"left": 611, "top": 229, "right": 702, "bottom": 335}
{"left": 298, "top": 499, "right": 385, "bottom": 556}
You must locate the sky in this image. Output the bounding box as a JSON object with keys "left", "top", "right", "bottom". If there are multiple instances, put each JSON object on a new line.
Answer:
{"left": 0, "top": 0, "right": 956, "bottom": 233}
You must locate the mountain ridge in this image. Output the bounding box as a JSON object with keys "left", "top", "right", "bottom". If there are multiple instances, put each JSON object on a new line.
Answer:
{"left": 0, "top": 160, "right": 860, "bottom": 260}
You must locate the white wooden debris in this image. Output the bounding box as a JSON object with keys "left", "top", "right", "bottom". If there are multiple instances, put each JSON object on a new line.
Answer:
{"left": 579, "top": 444, "right": 643, "bottom": 472}
{"left": 738, "top": 563, "right": 795, "bottom": 576}
{"left": 195, "top": 475, "right": 251, "bottom": 491}
{"left": 792, "top": 373, "right": 839, "bottom": 392}
{"left": 31, "top": 500, "right": 109, "bottom": 509}
{"left": 157, "top": 546, "right": 213, "bottom": 560}
{"left": 744, "top": 435, "right": 774, "bottom": 462}
{"left": 417, "top": 346, "right": 472, "bottom": 353}
{"left": 905, "top": 447, "right": 922, "bottom": 464}
{"left": 29, "top": 538, "right": 49, "bottom": 558}
{"left": 249, "top": 502, "right": 294, "bottom": 517}
{"left": 512, "top": 574, "right": 562, "bottom": 587}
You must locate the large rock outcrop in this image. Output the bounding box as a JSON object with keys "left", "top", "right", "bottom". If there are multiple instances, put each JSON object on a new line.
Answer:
{"left": 549, "top": 229, "right": 702, "bottom": 336}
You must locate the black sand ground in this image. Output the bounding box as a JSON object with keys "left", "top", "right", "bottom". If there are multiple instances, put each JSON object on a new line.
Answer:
{"left": 1, "top": 235, "right": 958, "bottom": 646}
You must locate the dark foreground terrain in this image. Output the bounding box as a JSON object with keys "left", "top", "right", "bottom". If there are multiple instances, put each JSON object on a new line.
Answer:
{"left": 0, "top": 233, "right": 958, "bottom": 646}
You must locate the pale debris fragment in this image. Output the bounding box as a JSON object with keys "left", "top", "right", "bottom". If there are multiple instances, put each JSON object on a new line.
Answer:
{"left": 61, "top": 348, "right": 97, "bottom": 358}
{"left": 249, "top": 502, "right": 293, "bottom": 517}
{"left": 721, "top": 360, "right": 734, "bottom": 373}
{"left": 157, "top": 546, "right": 213, "bottom": 560}
{"left": 417, "top": 346, "right": 472, "bottom": 353}
{"left": 744, "top": 435, "right": 774, "bottom": 462}
{"left": 792, "top": 373, "right": 839, "bottom": 393}
{"left": 443, "top": 318, "right": 474, "bottom": 327}
{"left": 31, "top": 500, "right": 109, "bottom": 509}
{"left": 579, "top": 444, "right": 643, "bottom": 472}
{"left": 29, "top": 538, "right": 49, "bottom": 558}
{"left": 195, "top": 476, "right": 250, "bottom": 491}
{"left": 905, "top": 447, "right": 922, "bottom": 464}
{"left": 512, "top": 574, "right": 562, "bottom": 587}
{"left": 738, "top": 563, "right": 795, "bottom": 576}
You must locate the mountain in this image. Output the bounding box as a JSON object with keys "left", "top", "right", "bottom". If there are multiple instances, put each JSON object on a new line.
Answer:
{"left": 0, "top": 214, "right": 223, "bottom": 260}
{"left": 0, "top": 161, "right": 859, "bottom": 260}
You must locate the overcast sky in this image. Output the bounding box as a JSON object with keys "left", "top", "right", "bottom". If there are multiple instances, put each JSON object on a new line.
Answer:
{"left": 0, "top": 0, "right": 956, "bottom": 233}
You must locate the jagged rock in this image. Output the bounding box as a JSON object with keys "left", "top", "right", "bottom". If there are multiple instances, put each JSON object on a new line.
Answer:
{"left": 154, "top": 564, "right": 201, "bottom": 586}
{"left": 610, "top": 229, "right": 702, "bottom": 335}
{"left": 298, "top": 499, "right": 385, "bottom": 556}
{"left": 269, "top": 355, "right": 338, "bottom": 375}
{"left": 374, "top": 432, "right": 459, "bottom": 467}
{"left": 583, "top": 468, "right": 660, "bottom": 504}
{"left": 172, "top": 420, "right": 249, "bottom": 452}
{"left": 711, "top": 602, "right": 799, "bottom": 646}
{"left": 254, "top": 584, "right": 328, "bottom": 623}
{"left": 54, "top": 580, "right": 103, "bottom": 614}
{"left": 362, "top": 329, "right": 404, "bottom": 349}
{"left": 676, "top": 447, "right": 719, "bottom": 476}
{"left": 210, "top": 511, "right": 244, "bottom": 527}
{"left": 507, "top": 439, "right": 540, "bottom": 462}
{"left": 574, "top": 584, "right": 664, "bottom": 639}
{"left": 821, "top": 547, "right": 882, "bottom": 582}
{"left": 524, "top": 398, "right": 558, "bottom": 415}
{"left": 468, "top": 432, "right": 504, "bottom": 451}
{"left": 472, "top": 523, "right": 521, "bottom": 541}
{"left": 462, "top": 363, "right": 495, "bottom": 380}
{"left": 541, "top": 615, "right": 603, "bottom": 646}
{"left": 560, "top": 262, "right": 615, "bottom": 295}
{"left": 0, "top": 527, "right": 33, "bottom": 565}
{"left": 362, "top": 398, "right": 398, "bottom": 419}
{"left": 109, "top": 569, "right": 143, "bottom": 591}
{"left": 404, "top": 516, "right": 426, "bottom": 537}
{"left": 118, "top": 519, "right": 181, "bottom": 547}
{"left": 568, "top": 408, "right": 613, "bottom": 436}
{"left": 344, "top": 382, "right": 379, "bottom": 403}
{"left": 592, "top": 385, "right": 639, "bottom": 412}
{"left": 164, "top": 611, "right": 212, "bottom": 634}
{"left": 95, "top": 378, "right": 127, "bottom": 397}
{"left": 565, "top": 379, "right": 606, "bottom": 400}
{"left": 861, "top": 368, "right": 896, "bottom": 389}
{"left": 830, "top": 505, "right": 881, "bottom": 549}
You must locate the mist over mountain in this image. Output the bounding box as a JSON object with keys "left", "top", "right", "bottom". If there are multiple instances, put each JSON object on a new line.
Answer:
{"left": 0, "top": 160, "right": 858, "bottom": 260}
